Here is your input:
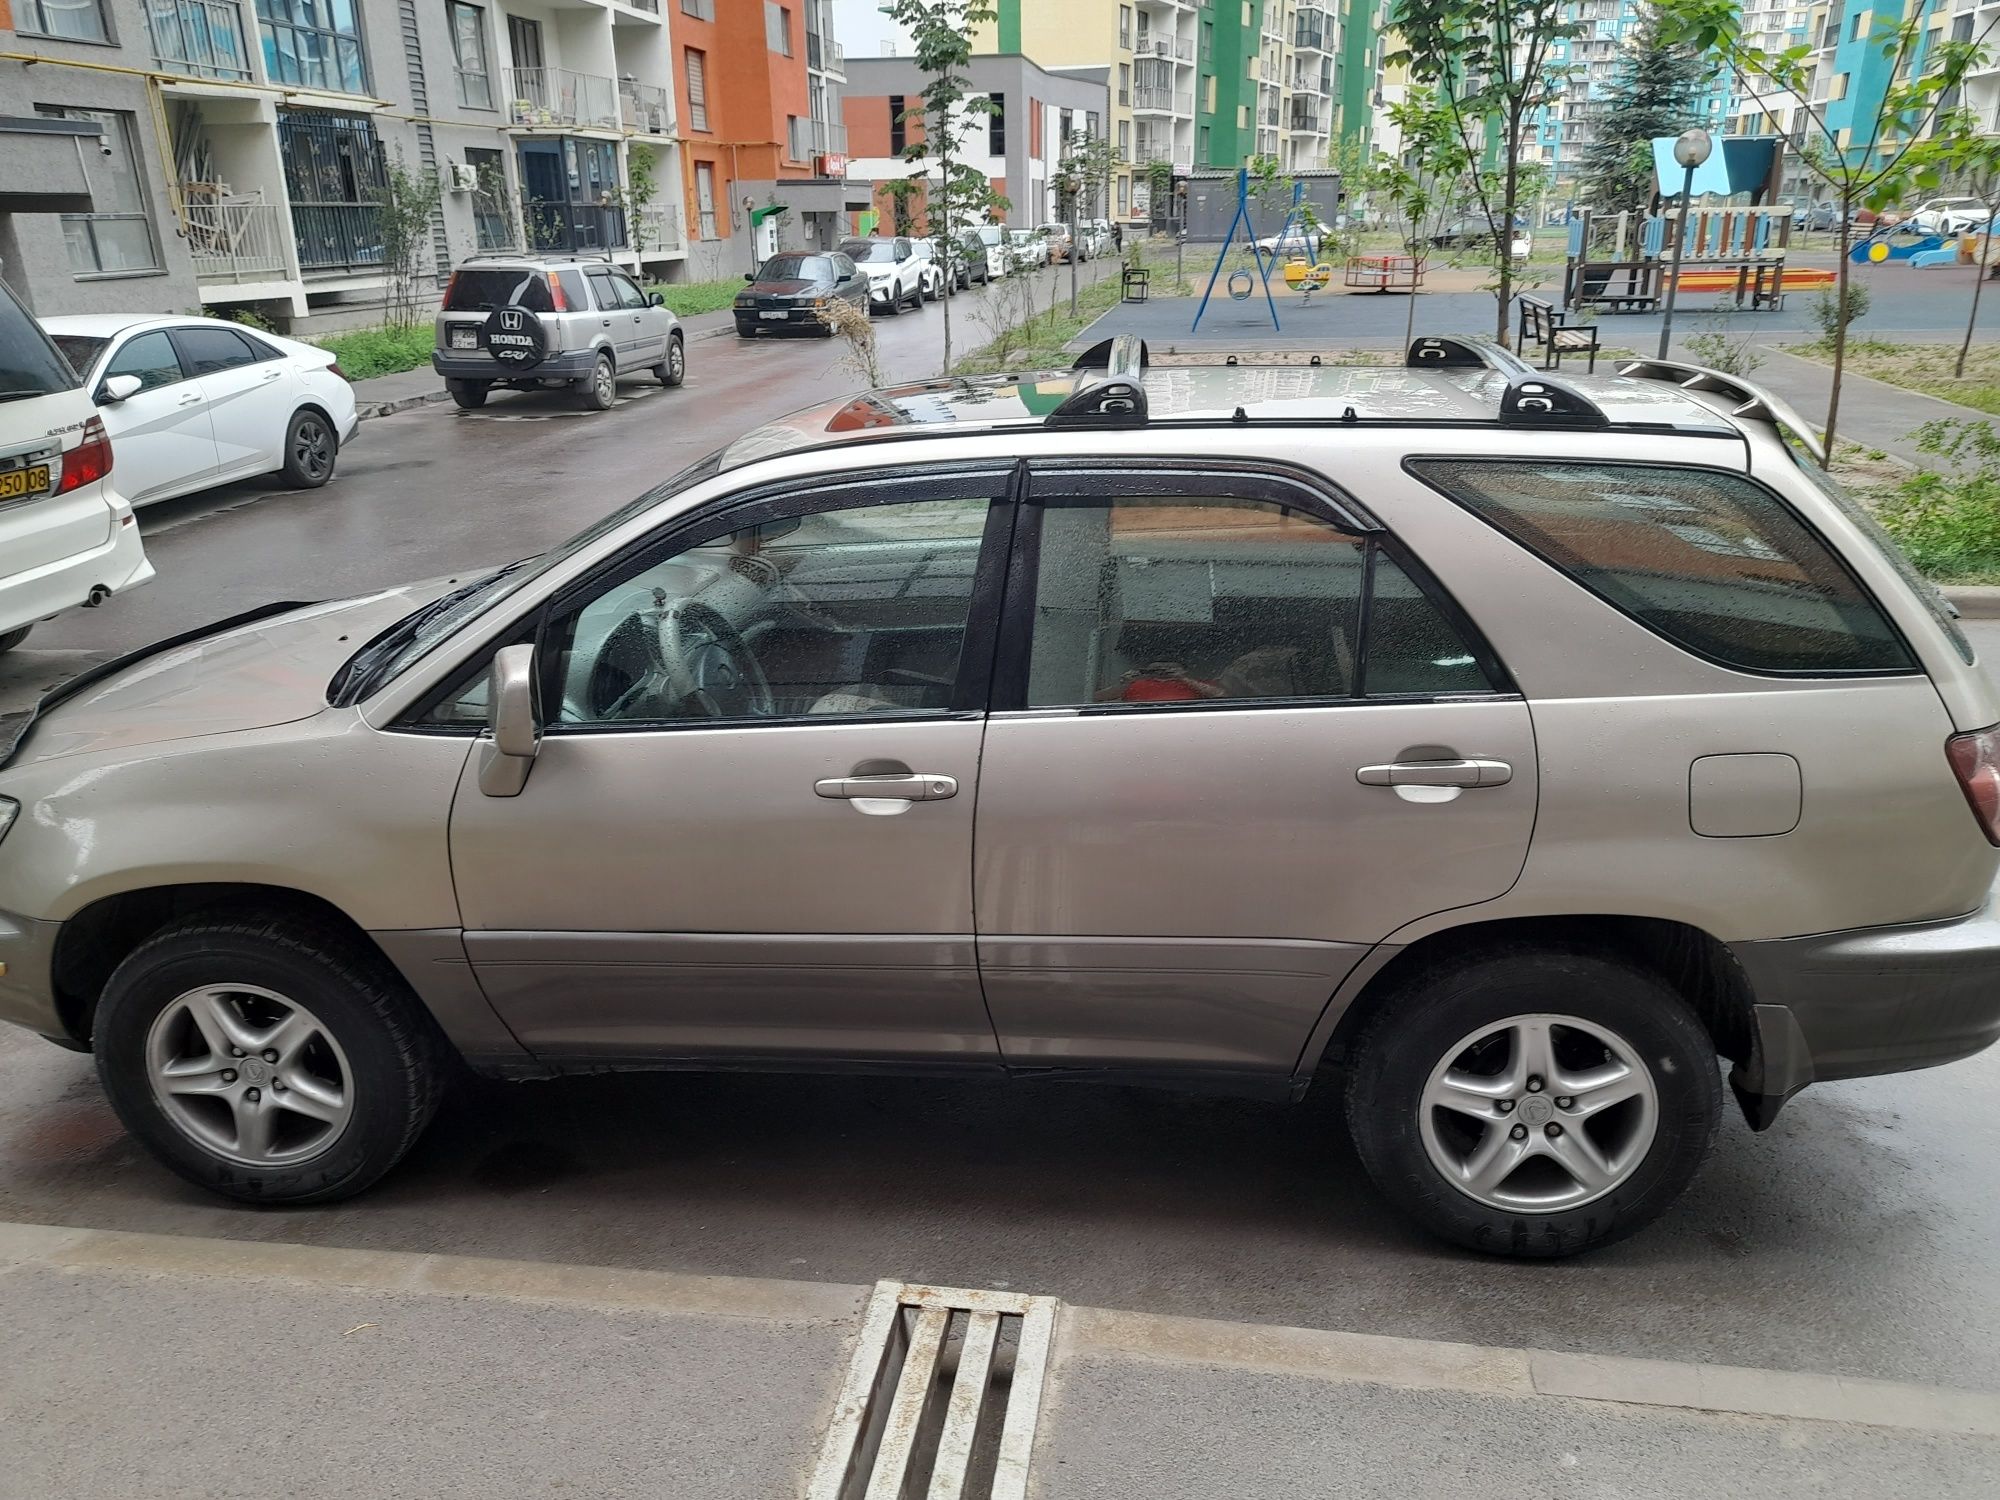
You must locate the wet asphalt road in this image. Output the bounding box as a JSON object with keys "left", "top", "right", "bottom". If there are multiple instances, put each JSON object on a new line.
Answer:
{"left": 2, "top": 270, "right": 2000, "bottom": 1395}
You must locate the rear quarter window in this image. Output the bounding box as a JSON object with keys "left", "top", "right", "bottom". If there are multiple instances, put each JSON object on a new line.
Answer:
{"left": 1408, "top": 458, "right": 1914, "bottom": 676}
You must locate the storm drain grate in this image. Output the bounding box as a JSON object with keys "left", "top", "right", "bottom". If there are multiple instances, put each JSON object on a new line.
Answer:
{"left": 806, "top": 1281, "right": 1058, "bottom": 1500}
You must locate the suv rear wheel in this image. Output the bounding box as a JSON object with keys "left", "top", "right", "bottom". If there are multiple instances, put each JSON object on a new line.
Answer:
{"left": 654, "top": 333, "right": 685, "bottom": 387}
{"left": 448, "top": 379, "right": 489, "bottom": 409}
{"left": 1345, "top": 948, "right": 1720, "bottom": 1258}
{"left": 93, "top": 915, "right": 445, "bottom": 1204}
{"left": 579, "top": 352, "right": 617, "bottom": 411}
{"left": 0, "top": 625, "right": 29, "bottom": 654}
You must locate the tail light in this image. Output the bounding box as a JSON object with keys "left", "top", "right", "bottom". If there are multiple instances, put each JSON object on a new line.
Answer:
{"left": 548, "top": 275, "right": 567, "bottom": 312}
{"left": 53, "top": 416, "right": 112, "bottom": 495}
{"left": 442, "top": 270, "right": 459, "bottom": 307}
{"left": 1946, "top": 725, "right": 2000, "bottom": 845}
{"left": 328, "top": 361, "right": 348, "bottom": 381}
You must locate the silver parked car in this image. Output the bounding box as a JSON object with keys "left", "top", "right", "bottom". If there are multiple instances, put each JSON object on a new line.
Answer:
{"left": 433, "top": 253, "right": 684, "bottom": 412}
{"left": 3, "top": 336, "right": 1998, "bottom": 1257}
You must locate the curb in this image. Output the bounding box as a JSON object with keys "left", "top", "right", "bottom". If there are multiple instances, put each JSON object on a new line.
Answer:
{"left": 355, "top": 387, "right": 452, "bottom": 422}
{"left": 1944, "top": 586, "right": 2000, "bottom": 619}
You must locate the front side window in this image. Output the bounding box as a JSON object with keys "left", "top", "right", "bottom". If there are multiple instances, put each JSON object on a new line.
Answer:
{"left": 1410, "top": 458, "right": 1913, "bottom": 676}
{"left": 36, "top": 109, "right": 161, "bottom": 276}
{"left": 103, "top": 331, "right": 187, "bottom": 392}
{"left": 585, "top": 269, "right": 619, "bottom": 309}
{"left": 258, "top": 0, "right": 370, "bottom": 94}
{"left": 1023, "top": 490, "right": 1498, "bottom": 709}
{"left": 17, "top": 0, "right": 108, "bottom": 41}
{"left": 548, "top": 492, "right": 996, "bottom": 727}
{"left": 611, "top": 271, "right": 649, "bottom": 309}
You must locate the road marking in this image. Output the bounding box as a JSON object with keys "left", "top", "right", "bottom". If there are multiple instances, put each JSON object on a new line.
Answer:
{"left": 2, "top": 1219, "right": 1994, "bottom": 1441}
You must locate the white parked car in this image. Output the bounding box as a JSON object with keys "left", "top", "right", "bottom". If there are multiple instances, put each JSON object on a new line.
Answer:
{"left": 41, "top": 315, "right": 357, "bottom": 507}
{"left": 1006, "top": 227, "right": 1048, "bottom": 270}
{"left": 972, "top": 224, "right": 1013, "bottom": 276}
{"left": 904, "top": 238, "right": 949, "bottom": 301}
{"left": 1904, "top": 197, "right": 1992, "bottom": 236}
{"left": 835, "top": 237, "right": 927, "bottom": 315}
{"left": 0, "top": 279, "right": 153, "bottom": 654}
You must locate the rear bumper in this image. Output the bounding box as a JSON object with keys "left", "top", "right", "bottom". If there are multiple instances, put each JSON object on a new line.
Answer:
{"left": 431, "top": 348, "right": 600, "bottom": 381}
{"left": 1728, "top": 884, "right": 2000, "bottom": 1125}
{"left": 0, "top": 514, "right": 153, "bottom": 637}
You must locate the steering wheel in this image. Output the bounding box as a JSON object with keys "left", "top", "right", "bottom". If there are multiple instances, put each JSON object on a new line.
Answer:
{"left": 598, "top": 596, "right": 773, "bottom": 720}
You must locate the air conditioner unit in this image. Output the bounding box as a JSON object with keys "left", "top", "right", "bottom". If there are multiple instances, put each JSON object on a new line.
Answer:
{"left": 448, "top": 161, "right": 480, "bottom": 193}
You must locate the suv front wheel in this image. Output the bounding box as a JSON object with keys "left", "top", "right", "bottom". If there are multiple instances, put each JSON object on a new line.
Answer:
{"left": 579, "top": 352, "right": 617, "bottom": 411}
{"left": 93, "top": 915, "right": 444, "bottom": 1204}
{"left": 1345, "top": 948, "right": 1720, "bottom": 1258}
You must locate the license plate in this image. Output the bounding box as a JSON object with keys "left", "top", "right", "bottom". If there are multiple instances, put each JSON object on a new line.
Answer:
{"left": 0, "top": 464, "right": 51, "bottom": 503}
{"left": 759, "top": 310, "right": 789, "bottom": 320}
{"left": 450, "top": 327, "right": 478, "bottom": 349}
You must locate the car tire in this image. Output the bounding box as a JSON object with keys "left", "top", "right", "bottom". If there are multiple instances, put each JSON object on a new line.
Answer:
{"left": 0, "top": 625, "right": 30, "bottom": 654}
{"left": 92, "top": 914, "right": 446, "bottom": 1205}
{"left": 447, "top": 379, "right": 489, "bottom": 410}
{"left": 1344, "top": 946, "right": 1720, "bottom": 1259}
{"left": 279, "top": 409, "right": 337, "bottom": 488}
{"left": 579, "top": 352, "right": 617, "bottom": 411}
{"left": 882, "top": 289, "right": 901, "bottom": 316}
{"left": 736, "top": 322, "right": 757, "bottom": 338}
{"left": 923, "top": 274, "right": 939, "bottom": 303}
{"left": 656, "top": 334, "right": 685, "bottom": 388}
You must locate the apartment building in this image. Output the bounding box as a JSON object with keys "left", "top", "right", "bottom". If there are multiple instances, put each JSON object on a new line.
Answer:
{"left": 840, "top": 54, "right": 1109, "bottom": 231}
{"left": 0, "top": 0, "right": 690, "bottom": 324}
{"left": 969, "top": 1, "right": 1379, "bottom": 223}
{"left": 670, "top": 0, "right": 849, "bottom": 278}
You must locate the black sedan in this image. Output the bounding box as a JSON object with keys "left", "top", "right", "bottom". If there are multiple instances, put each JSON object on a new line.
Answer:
{"left": 733, "top": 250, "right": 867, "bottom": 337}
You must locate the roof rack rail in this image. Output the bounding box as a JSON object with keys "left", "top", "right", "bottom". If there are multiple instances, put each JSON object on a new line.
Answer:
{"left": 1407, "top": 334, "right": 1608, "bottom": 429}
{"left": 1050, "top": 335, "right": 1149, "bottom": 426}
{"left": 1615, "top": 357, "right": 1827, "bottom": 465}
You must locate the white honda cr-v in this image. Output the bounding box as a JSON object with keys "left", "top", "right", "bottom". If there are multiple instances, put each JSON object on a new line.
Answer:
{"left": 0, "top": 277, "right": 153, "bottom": 654}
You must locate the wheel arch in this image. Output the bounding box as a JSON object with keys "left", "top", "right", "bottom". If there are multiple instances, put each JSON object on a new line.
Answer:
{"left": 1305, "top": 914, "right": 1757, "bottom": 1089}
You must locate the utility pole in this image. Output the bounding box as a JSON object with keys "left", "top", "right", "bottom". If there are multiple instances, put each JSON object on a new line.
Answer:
{"left": 1656, "top": 127, "right": 1713, "bottom": 360}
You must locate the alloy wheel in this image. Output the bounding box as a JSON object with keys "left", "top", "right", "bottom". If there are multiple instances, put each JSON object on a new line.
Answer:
{"left": 293, "top": 418, "right": 332, "bottom": 479}
{"left": 144, "top": 984, "right": 355, "bottom": 1167}
{"left": 1417, "top": 1013, "right": 1658, "bottom": 1213}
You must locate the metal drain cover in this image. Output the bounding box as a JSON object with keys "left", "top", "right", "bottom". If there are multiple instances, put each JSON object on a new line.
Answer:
{"left": 806, "top": 1281, "right": 1058, "bottom": 1500}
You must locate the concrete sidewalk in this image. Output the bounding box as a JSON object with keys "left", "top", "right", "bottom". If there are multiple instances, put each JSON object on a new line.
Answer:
{"left": 3, "top": 1221, "right": 1995, "bottom": 1499}
{"left": 1746, "top": 346, "right": 1994, "bottom": 466}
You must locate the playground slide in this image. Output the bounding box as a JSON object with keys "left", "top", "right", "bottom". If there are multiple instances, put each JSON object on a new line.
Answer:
{"left": 1850, "top": 233, "right": 1946, "bottom": 263}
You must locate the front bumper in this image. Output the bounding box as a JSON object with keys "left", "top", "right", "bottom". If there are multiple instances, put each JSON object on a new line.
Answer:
{"left": 430, "top": 348, "right": 600, "bottom": 381}
{"left": 0, "top": 908, "right": 66, "bottom": 1045}
{"left": 735, "top": 305, "right": 826, "bottom": 331}
{"left": 1728, "top": 884, "right": 2000, "bottom": 1126}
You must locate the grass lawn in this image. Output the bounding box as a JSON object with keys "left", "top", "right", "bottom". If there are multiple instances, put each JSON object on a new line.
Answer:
{"left": 314, "top": 325, "right": 434, "bottom": 382}
{"left": 1785, "top": 339, "right": 2000, "bottom": 417}
{"left": 952, "top": 263, "right": 1135, "bottom": 374}
{"left": 646, "top": 278, "right": 743, "bottom": 318}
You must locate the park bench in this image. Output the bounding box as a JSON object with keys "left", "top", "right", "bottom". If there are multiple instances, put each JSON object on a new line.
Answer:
{"left": 1121, "top": 264, "right": 1151, "bottom": 302}
{"left": 1515, "top": 295, "right": 1600, "bottom": 373}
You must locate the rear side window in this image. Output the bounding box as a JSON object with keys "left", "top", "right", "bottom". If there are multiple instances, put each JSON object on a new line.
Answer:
{"left": 444, "top": 268, "right": 553, "bottom": 312}
{"left": 172, "top": 326, "right": 258, "bottom": 376}
{"left": 556, "top": 268, "right": 588, "bottom": 308}
{"left": 1410, "top": 459, "right": 1913, "bottom": 676}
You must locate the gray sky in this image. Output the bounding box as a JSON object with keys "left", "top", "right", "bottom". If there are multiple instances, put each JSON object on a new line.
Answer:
{"left": 831, "top": 0, "right": 916, "bottom": 58}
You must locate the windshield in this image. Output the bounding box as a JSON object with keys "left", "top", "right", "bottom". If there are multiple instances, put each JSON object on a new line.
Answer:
{"left": 756, "top": 253, "right": 832, "bottom": 282}
{"left": 0, "top": 282, "right": 81, "bottom": 402}
{"left": 977, "top": 227, "right": 1004, "bottom": 245}
{"left": 840, "top": 242, "right": 898, "bottom": 264}
{"left": 50, "top": 335, "right": 109, "bottom": 375}
{"left": 329, "top": 448, "right": 727, "bottom": 703}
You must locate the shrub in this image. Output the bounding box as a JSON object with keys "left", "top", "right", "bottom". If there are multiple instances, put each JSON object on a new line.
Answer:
{"left": 1873, "top": 419, "right": 2000, "bottom": 579}
{"left": 1684, "top": 315, "right": 1766, "bottom": 376}
{"left": 1808, "top": 280, "right": 1871, "bottom": 343}
{"left": 315, "top": 325, "right": 435, "bottom": 381}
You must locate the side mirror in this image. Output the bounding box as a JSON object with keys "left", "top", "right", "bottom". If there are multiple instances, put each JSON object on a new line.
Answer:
{"left": 744, "top": 271, "right": 757, "bottom": 282}
{"left": 479, "top": 642, "right": 541, "bottom": 797}
{"left": 99, "top": 373, "right": 143, "bottom": 404}
{"left": 649, "top": 291, "right": 665, "bottom": 307}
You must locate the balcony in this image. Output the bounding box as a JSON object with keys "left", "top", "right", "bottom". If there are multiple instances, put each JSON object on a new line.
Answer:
{"left": 1132, "top": 86, "right": 1191, "bottom": 115}
{"left": 147, "top": 0, "right": 252, "bottom": 81}
{"left": 806, "top": 31, "right": 845, "bottom": 76}
{"left": 185, "top": 197, "right": 287, "bottom": 281}
{"left": 1294, "top": 21, "right": 1331, "bottom": 53}
{"left": 634, "top": 202, "right": 683, "bottom": 253}
{"left": 1260, "top": 104, "right": 1280, "bottom": 127}
{"left": 620, "top": 79, "right": 672, "bottom": 134}
{"left": 505, "top": 67, "right": 620, "bottom": 130}
{"left": 1289, "top": 101, "right": 1325, "bottom": 133}
{"left": 1136, "top": 35, "right": 1194, "bottom": 62}
{"left": 786, "top": 116, "right": 847, "bottom": 162}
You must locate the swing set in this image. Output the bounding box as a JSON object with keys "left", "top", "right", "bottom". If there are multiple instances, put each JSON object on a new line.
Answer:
{"left": 1191, "top": 169, "right": 1319, "bottom": 333}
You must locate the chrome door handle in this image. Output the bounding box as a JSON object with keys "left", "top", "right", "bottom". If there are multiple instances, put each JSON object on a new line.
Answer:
{"left": 815, "top": 773, "right": 958, "bottom": 801}
{"left": 1357, "top": 758, "right": 1512, "bottom": 788}
{"left": 177, "top": 392, "right": 202, "bottom": 405}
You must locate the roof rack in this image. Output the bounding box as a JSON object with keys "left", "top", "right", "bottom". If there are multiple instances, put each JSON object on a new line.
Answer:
{"left": 1407, "top": 335, "right": 1609, "bottom": 429}
{"left": 1049, "top": 335, "right": 1149, "bottom": 426}
{"left": 1615, "top": 357, "right": 1826, "bottom": 465}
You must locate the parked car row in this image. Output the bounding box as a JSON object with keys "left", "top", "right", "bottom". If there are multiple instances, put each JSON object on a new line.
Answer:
{"left": 2, "top": 275, "right": 361, "bottom": 656}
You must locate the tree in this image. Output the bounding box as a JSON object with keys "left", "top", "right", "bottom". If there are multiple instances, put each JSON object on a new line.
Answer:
{"left": 1391, "top": 0, "right": 1581, "bottom": 340}
{"left": 1055, "top": 132, "right": 1118, "bottom": 224}
{"left": 376, "top": 152, "right": 443, "bottom": 332}
{"left": 1578, "top": 3, "right": 1718, "bottom": 220}
{"left": 886, "top": 0, "right": 1002, "bottom": 375}
{"left": 1374, "top": 90, "right": 1476, "bottom": 347}
{"left": 1657, "top": 0, "right": 1996, "bottom": 451}
{"left": 1936, "top": 117, "right": 2000, "bottom": 382}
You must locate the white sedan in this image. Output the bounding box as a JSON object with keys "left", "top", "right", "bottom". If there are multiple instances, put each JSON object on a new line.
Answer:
{"left": 42, "top": 314, "right": 357, "bottom": 507}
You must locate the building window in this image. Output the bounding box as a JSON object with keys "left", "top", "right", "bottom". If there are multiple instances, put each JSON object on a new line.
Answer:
{"left": 1118, "top": 4, "right": 1132, "bottom": 48}
{"left": 765, "top": 1, "right": 792, "bottom": 55}
{"left": 465, "top": 145, "right": 511, "bottom": 249}
{"left": 277, "top": 108, "right": 388, "bottom": 271}
{"left": 16, "top": 0, "right": 109, "bottom": 42}
{"left": 680, "top": 0, "right": 713, "bottom": 16}
{"left": 257, "top": 0, "right": 371, "bottom": 95}
{"left": 35, "top": 108, "right": 161, "bottom": 276}
{"left": 1118, "top": 118, "right": 1130, "bottom": 161}
{"left": 448, "top": 2, "right": 492, "bottom": 110}
{"left": 1117, "top": 174, "right": 1130, "bottom": 215}
{"left": 889, "top": 94, "right": 906, "bottom": 154}
{"left": 988, "top": 92, "right": 1006, "bottom": 154}
{"left": 1199, "top": 124, "right": 1210, "bottom": 163}
{"left": 686, "top": 47, "right": 709, "bottom": 132}
{"left": 1118, "top": 63, "right": 1130, "bottom": 105}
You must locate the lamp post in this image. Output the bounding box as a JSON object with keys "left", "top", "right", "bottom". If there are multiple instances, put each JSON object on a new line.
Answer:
{"left": 1656, "top": 127, "right": 1714, "bottom": 359}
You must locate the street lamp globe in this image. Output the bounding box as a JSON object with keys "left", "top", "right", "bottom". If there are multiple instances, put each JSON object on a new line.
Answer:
{"left": 1673, "top": 128, "right": 1714, "bottom": 171}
